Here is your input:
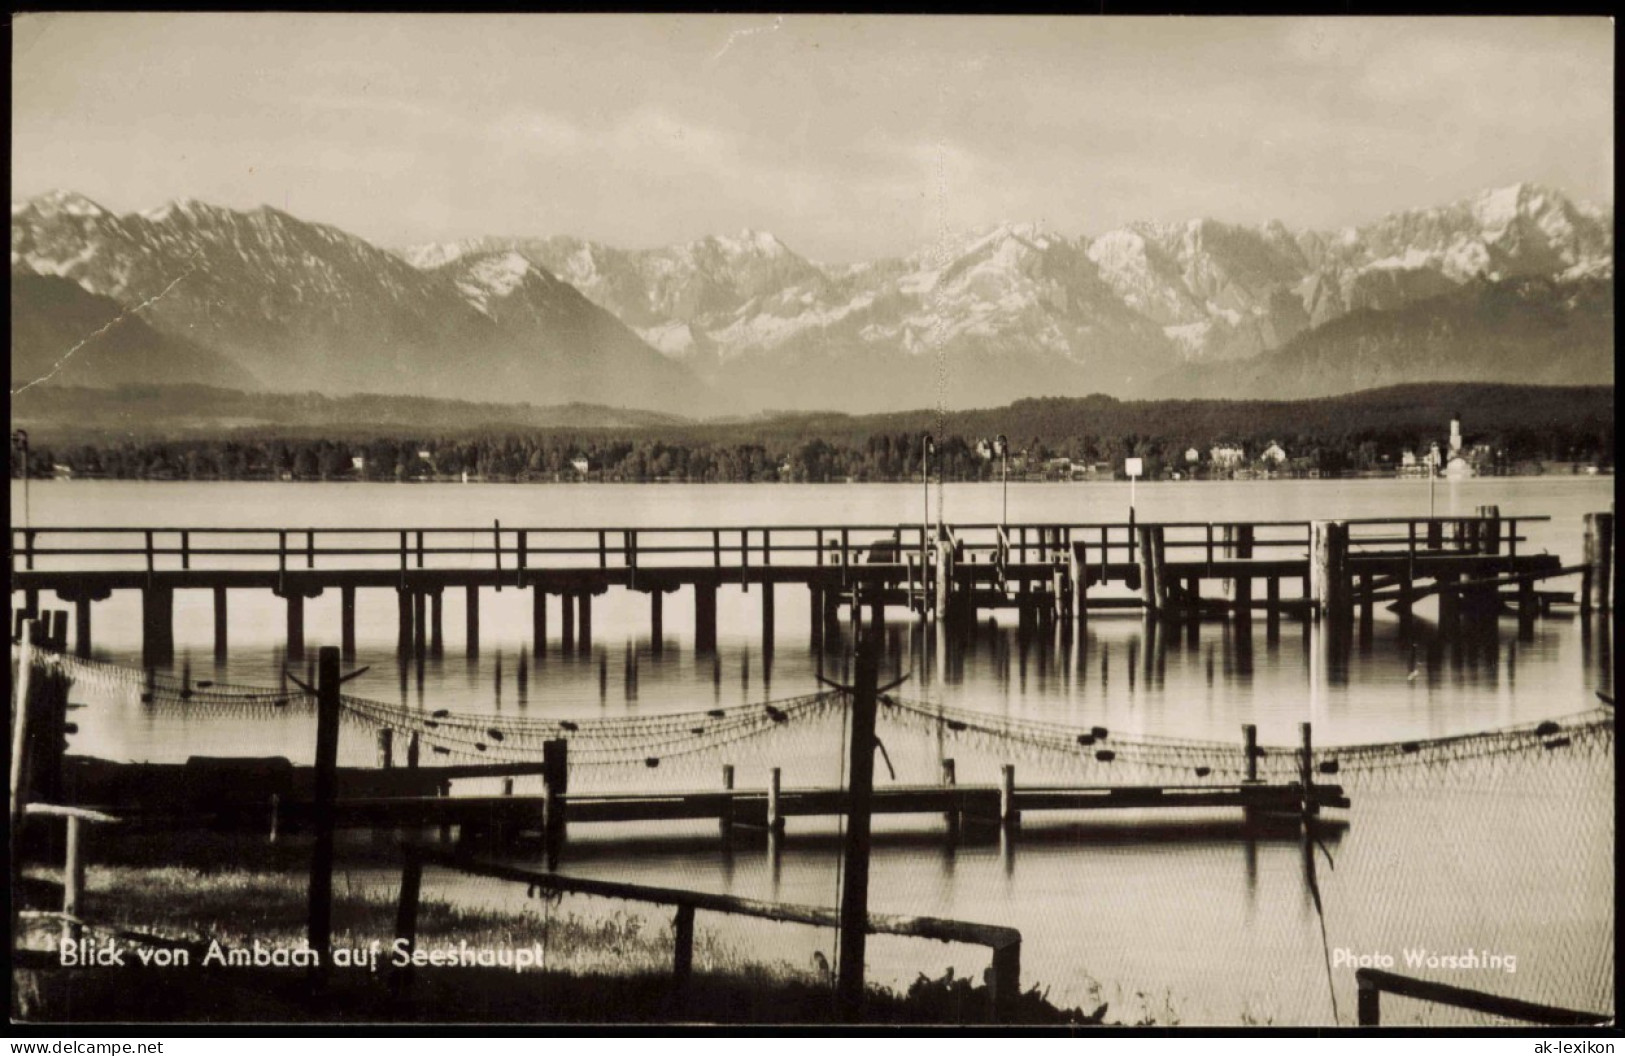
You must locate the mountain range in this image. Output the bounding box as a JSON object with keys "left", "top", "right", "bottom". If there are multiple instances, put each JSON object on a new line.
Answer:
{"left": 11, "top": 182, "right": 1614, "bottom": 417}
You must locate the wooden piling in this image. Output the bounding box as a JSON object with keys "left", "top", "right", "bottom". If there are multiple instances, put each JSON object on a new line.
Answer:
{"left": 465, "top": 586, "right": 479, "bottom": 655}
{"left": 287, "top": 593, "right": 306, "bottom": 662}
{"left": 1000, "top": 764, "right": 1019, "bottom": 828}
{"left": 767, "top": 767, "right": 783, "bottom": 834}
{"left": 808, "top": 586, "right": 822, "bottom": 649}
{"left": 376, "top": 728, "right": 394, "bottom": 769}
{"left": 141, "top": 587, "right": 174, "bottom": 667}
{"left": 651, "top": 589, "right": 664, "bottom": 646}
{"left": 578, "top": 591, "right": 593, "bottom": 650}
{"left": 429, "top": 591, "right": 443, "bottom": 655}
{"left": 542, "top": 738, "right": 568, "bottom": 867}
{"left": 1243, "top": 724, "right": 1259, "bottom": 783}
{"left": 694, "top": 583, "right": 718, "bottom": 653}
{"left": 560, "top": 591, "right": 575, "bottom": 654}
{"left": 1136, "top": 525, "right": 1159, "bottom": 613}
{"left": 1582, "top": 512, "right": 1613, "bottom": 615}
{"left": 720, "top": 764, "right": 735, "bottom": 836}
{"left": 74, "top": 596, "right": 93, "bottom": 659}
{"left": 406, "top": 731, "right": 420, "bottom": 770}
{"left": 1309, "top": 521, "right": 1350, "bottom": 624}
{"left": 412, "top": 591, "right": 427, "bottom": 659}
{"left": 307, "top": 647, "right": 342, "bottom": 984}
{"left": 1234, "top": 525, "right": 1254, "bottom": 619}
{"left": 1266, "top": 578, "right": 1281, "bottom": 636}
{"left": 762, "top": 583, "right": 776, "bottom": 647}
{"left": 340, "top": 586, "right": 356, "bottom": 660}
{"left": 397, "top": 588, "right": 412, "bottom": 656}
{"left": 941, "top": 758, "right": 960, "bottom": 840}
{"left": 1299, "top": 722, "right": 1317, "bottom": 818}
{"left": 532, "top": 588, "right": 547, "bottom": 657}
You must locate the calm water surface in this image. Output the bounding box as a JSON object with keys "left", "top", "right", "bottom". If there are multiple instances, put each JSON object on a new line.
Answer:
{"left": 10, "top": 477, "right": 1615, "bottom": 1024}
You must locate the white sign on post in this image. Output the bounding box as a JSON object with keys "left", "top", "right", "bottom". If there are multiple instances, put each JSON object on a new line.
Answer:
{"left": 1125, "top": 457, "right": 1143, "bottom": 519}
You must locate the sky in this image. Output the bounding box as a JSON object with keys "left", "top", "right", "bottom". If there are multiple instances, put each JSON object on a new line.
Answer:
{"left": 10, "top": 13, "right": 1615, "bottom": 263}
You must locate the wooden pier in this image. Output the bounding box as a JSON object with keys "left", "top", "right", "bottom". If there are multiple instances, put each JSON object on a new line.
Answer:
{"left": 56, "top": 754, "right": 1347, "bottom": 843}
{"left": 9, "top": 509, "right": 1607, "bottom": 665}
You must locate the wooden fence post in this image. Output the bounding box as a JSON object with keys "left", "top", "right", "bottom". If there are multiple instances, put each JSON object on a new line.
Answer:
{"left": 835, "top": 638, "right": 880, "bottom": 1022}
{"left": 307, "top": 646, "right": 342, "bottom": 986}
{"left": 63, "top": 814, "right": 84, "bottom": 944}
{"left": 989, "top": 940, "right": 1022, "bottom": 1025}
{"left": 1357, "top": 972, "right": 1381, "bottom": 1026}
{"left": 390, "top": 849, "right": 423, "bottom": 1000}
{"left": 673, "top": 903, "right": 696, "bottom": 1000}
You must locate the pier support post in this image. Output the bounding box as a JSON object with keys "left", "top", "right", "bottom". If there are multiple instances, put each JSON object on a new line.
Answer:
{"left": 376, "top": 728, "right": 394, "bottom": 769}
{"left": 73, "top": 596, "right": 93, "bottom": 659}
{"left": 560, "top": 591, "right": 575, "bottom": 655}
{"left": 141, "top": 587, "right": 174, "bottom": 667}
{"left": 694, "top": 583, "right": 718, "bottom": 654}
{"left": 1265, "top": 578, "right": 1281, "bottom": 638}
{"left": 1309, "top": 521, "right": 1350, "bottom": 625}
{"left": 1517, "top": 577, "right": 1537, "bottom": 639}
{"left": 1438, "top": 574, "right": 1461, "bottom": 634}
{"left": 1582, "top": 511, "right": 1614, "bottom": 616}
{"left": 1234, "top": 526, "right": 1254, "bottom": 620}
{"left": 578, "top": 591, "right": 593, "bottom": 651}
{"left": 762, "top": 583, "right": 776, "bottom": 649}
{"left": 465, "top": 585, "right": 479, "bottom": 656}
{"left": 286, "top": 593, "right": 306, "bottom": 662}
{"left": 429, "top": 589, "right": 444, "bottom": 657}
{"left": 1397, "top": 570, "right": 1414, "bottom": 633}
{"left": 1136, "top": 525, "right": 1166, "bottom": 616}
{"left": 1069, "top": 546, "right": 1088, "bottom": 629}
{"left": 340, "top": 587, "right": 356, "bottom": 661}
{"left": 396, "top": 588, "right": 413, "bottom": 657}
{"left": 412, "top": 591, "right": 426, "bottom": 659}
{"left": 1000, "top": 764, "right": 1019, "bottom": 829}
{"left": 406, "top": 732, "right": 420, "bottom": 770}
{"left": 651, "top": 589, "right": 664, "bottom": 648}
{"left": 808, "top": 586, "right": 823, "bottom": 650}
{"left": 1358, "top": 573, "right": 1374, "bottom": 642}
{"left": 532, "top": 588, "right": 547, "bottom": 658}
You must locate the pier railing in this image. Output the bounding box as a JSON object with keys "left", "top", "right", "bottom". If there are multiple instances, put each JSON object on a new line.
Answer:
{"left": 9, "top": 516, "right": 1545, "bottom": 576}
{"left": 393, "top": 842, "right": 1024, "bottom": 1023}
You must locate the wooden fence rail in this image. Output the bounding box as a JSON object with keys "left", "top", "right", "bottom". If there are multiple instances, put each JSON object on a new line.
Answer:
{"left": 393, "top": 842, "right": 1023, "bottom": 1023}
{"left": 1355, "top": 968, "right": 1611, "bottom": 1026}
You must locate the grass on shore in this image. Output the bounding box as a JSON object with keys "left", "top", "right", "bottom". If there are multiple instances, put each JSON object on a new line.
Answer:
{"left": 16, "top": 829, "right": 1111, "bottom": 1025}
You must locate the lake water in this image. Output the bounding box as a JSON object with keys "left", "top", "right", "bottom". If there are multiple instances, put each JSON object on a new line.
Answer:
{"left": 10, "top": 476, "right": 1615, "bottom": 1025}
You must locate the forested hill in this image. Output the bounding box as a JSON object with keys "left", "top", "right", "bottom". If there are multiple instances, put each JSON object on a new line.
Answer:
{"left": 11, "top": 382, "right": 1612, "bottom": 483}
